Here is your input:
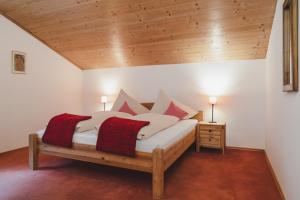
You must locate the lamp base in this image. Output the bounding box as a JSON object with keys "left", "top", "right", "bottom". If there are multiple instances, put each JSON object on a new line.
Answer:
{"left": 209, "top": 121, "right": 217, "bottom": 123}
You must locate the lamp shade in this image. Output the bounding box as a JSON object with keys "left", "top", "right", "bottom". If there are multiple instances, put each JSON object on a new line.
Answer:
{"left": 101, "top": 95, "right": 107, "bottom": 103}
{"left": 209, "top": 96, "right": 217, "bottom": 104}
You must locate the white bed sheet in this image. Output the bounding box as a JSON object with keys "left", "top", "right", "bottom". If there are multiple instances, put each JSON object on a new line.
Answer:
{"left": 37, "top": 119, "right": 197, "bottom": 153}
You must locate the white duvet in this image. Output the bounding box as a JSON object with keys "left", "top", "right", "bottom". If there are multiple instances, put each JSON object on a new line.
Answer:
{"left": 77, "top": 111, "right": 179, "bottom": 140}
{"left": 130, "top": 113, "right": 179, "bottom": 139}
{"left": 37, "top": 119, "right": 197, "bottom": 153}
{"left": 76, "top": 111, "right": 132, "bottom": 132}
{"left": 95, "top": 113, "right": 179, "bottom": 139}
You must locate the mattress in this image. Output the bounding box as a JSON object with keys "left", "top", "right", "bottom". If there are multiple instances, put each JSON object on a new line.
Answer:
{"left": 37, "top": 119, "right": 197, "bottom": 153}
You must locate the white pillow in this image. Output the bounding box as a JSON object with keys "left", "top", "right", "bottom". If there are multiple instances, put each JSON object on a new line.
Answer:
{"left": 111, "top": 89, "right": 149, "bottom": 115}
{"left": 151, "top": 90, "right": 198, "bottom": 119}
{"left": 76, "top": 111, "right": 133, "bottom": 132}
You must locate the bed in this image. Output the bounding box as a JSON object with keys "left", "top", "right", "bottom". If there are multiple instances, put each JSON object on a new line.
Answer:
{"left": 29, "top": 103, "right": 203, "bottom": 200}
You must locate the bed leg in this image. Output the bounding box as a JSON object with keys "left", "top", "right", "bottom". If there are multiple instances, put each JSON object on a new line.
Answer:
{"left": 29, "top": 134, "right": 39, "bottom": 170}
{"left": 152, "top": 148, "right": 164, "bottom": 200}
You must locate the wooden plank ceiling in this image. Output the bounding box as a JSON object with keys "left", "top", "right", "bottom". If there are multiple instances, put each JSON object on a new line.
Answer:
{"left": 0, "top": 0, "right": 276, "bottom": 69}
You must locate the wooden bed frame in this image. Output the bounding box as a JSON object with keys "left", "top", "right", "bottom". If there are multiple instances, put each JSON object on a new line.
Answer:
{"left": 28, "top": 103, "right": 203, "bottom": 200}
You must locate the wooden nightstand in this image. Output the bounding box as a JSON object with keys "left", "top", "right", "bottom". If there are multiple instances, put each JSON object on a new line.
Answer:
{"left": 196, "top": 121, "right": 226, "bottom": 154}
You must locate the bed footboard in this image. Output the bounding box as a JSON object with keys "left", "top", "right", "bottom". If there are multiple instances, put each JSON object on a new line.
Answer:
{"left": 29, "top": 134, "right": 39, "bottom": 170}
{"left": 152, "top": 128, "right": 196, "bottom": 199}
{"left": 152, "top": 148, "right": 164, "bottom": 200}
{"left": 28, "top": 128, "right": 196, "bottom": 200}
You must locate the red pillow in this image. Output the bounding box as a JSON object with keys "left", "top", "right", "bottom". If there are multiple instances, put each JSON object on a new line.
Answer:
{"left": 119, "top": 102, "right": 137, "bottom": 115}
{"left": 164, "top": 101, "right": 188, "bottom": 119}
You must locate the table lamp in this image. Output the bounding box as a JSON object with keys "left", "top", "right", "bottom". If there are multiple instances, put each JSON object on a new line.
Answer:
{"left": 209, "top": 96, "right": 217, "bottom": 123}
{"left": 101, "top": 95, "right": 107, "bottom": 111}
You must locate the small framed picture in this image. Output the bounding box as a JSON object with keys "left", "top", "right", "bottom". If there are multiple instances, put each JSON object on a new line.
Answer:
{"left": 12, "top": 51, "right": 26, "bottom": 74}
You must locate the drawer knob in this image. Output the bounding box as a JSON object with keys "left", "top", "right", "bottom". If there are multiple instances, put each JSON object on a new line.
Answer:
{"left": 209, "top": 129, "right": 212, "bottom": 132}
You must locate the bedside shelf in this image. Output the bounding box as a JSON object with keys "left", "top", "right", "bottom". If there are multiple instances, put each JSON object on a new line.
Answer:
{"left": 196, "top": 121, "right": 226, "bottom": 154}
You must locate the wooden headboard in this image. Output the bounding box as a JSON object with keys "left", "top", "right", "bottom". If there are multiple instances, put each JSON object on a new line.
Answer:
{"left": 141, "top": 102, "right": 155, "bottom": 110}
{"left": 141, "top": 102, "right": 203, "bottom": 122}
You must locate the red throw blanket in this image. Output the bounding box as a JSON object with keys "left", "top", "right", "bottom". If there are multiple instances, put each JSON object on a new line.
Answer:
{"left": 42, "top": 113, "right": 91, "bottom": 148}
{"left": 96, "top": 117, "right": 150, "bottom": 157}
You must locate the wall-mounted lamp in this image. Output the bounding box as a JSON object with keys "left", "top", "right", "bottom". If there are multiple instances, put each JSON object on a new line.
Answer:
{"left": 101, "top": 95, "right": 108, "bottom": 111}
{"left": 209, "top": 96, "right": 217, "bottom": 123}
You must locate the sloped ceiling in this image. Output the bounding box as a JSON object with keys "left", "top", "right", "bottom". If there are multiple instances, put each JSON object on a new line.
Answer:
{"left": 0, "top": 0, "right": 276, "bottom": 69}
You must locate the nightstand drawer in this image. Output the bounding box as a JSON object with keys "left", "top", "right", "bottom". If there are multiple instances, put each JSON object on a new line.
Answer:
{"left": 199, "top": 129, "right": 221, "bottom": 136}
{"left": 200, "top": 135, "right": 221, "bottom": 147}
{"left": 200, "top": 125, "right": 224, "bottom": 131}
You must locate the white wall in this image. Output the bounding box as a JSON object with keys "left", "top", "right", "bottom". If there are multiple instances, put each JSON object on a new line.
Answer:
{"left": 83, "top": 60, "right": 266, "bottom": 149}
{"left": 265, "top": 1, "right": 300, "bottom": 199}
{"left": 0, "top": 15, "right": 82, "bottom": 153}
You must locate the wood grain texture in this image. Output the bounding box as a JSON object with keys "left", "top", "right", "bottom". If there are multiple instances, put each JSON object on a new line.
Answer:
{"left": 28, "top": 126, "right": 199, "bottom": 199}
{"left": 0, "top": 0, "right": 276, "bottom": 69}
{"left": 28, "top": 134, "right": 39, "bottom": 170}
{"left": 197, "top": 122, "right": 226, "bottom": 154}
{"left": 163, "top": 129, "right": 195, "bottom": 170}
{"left": 141, "top": 102, "right": 155, "bottom": 110}
{"left": 152, "top": 148, "right": 164, "bottom": 200}
{"left": 39, "top": 140, "right": 154, "bottom": 172}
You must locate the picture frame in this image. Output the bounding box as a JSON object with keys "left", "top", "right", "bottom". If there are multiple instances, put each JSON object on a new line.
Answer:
{"left": 283, "top": 0, "right": 298, "bottom": 92}
{"left": 12, "top": 51, "right": 26, "bottom": 74}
